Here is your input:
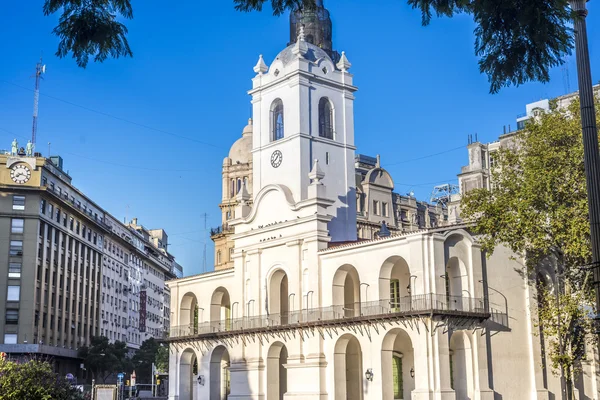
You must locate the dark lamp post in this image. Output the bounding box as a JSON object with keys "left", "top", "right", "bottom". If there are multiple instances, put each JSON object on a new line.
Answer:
{"left": 569, "top": 0, "right": 600, "bottom": 334}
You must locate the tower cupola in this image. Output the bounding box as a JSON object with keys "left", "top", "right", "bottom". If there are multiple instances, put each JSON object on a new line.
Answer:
{"left": 289, "top": 0, "right": 339, "bottom": 63}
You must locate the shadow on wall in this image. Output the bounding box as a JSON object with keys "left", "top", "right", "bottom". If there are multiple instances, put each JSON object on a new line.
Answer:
{"left": 329, "top": 188, "right": 357, "bottom": 241}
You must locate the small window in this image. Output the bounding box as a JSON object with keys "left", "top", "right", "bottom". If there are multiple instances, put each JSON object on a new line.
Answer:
{"left": 9, "top": 240, "right": 23, "bottom": 256}
{"left": 12, "top": 195, "right": 25, "bottom": 210}
{"left": 229, "top": 248, "right": 234, "bottom": 261}
{"left": 8, "top": 262, "right": 21, "bottom": 278}
{"left": 373, "top": 201, "right": 380, "bottom": 216}
{"left": 5, "top": 309, "right": 18, "bottom": 325}
{"left": 217, "top": 250, "right": 222, "bottom": 264}
{"left": 382, "top": 202, "right": 388, "bottom": 217}
{"left": 4, "top": 334, "right": 17, "bottom": 344}
{"left": 11, "top": 219, "right": 24, "bottom": 234}
{"left": 7, "top": 285, "right": 20, "bottom": 301}
{"left": 271, "top": 99, "right": 284, "bottom": 141}
{"left": 318, "top": 97, "right": 334, "bottom": 139}
{"left": 326, "top": 152, "right": 330, "bottom": 165}
{"left": 40, "top": 199, "right": 46, "bottom": 214}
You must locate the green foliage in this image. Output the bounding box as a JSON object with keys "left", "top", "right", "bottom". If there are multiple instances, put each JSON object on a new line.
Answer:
{"left": 461, "top": 99, "right": 600, "bottom": 397}
{"left": 78, "top": 336, "right": 132, "bottom": 383}
{"left": 155, "top": 344, "right": 169, "bottom": 374}
{"left": 40, "top": 0, "right": 577, "bottom": 92}
{"left": 234, "top": 0, "right": 574, "bottom": 94}
{"left": 0, "top": 357, "right": 80, "bottom": 400}
{"left": 43, "top": 0, "right": 133, "bottom": 67}
{"left": 132, "top": 338, "right": 159, "bottom": 383}
{"left": 461, "top": 99, "right": 598, "bottom": 271}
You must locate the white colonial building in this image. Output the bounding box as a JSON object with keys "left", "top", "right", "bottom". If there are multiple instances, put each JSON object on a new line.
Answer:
{"left": 165, "top": 3, "right": 600, "bottom": 399}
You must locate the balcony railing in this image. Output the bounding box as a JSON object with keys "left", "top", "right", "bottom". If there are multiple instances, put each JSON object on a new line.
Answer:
{"left": 210, "top": 224, "right": 233, "bottom": 236}
{"left": 168, "top": 293, "right": 489, "bottom": 340}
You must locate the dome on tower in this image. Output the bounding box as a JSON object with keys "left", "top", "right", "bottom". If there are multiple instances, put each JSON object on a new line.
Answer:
{"left": 228, "top": 119, "right": 253, "bottom": 164}
{"left": 274, "top": 42, "right": 333, "bottom": 68}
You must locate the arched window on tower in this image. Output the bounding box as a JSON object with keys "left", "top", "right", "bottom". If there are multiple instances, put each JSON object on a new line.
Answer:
{"left": 271, "top": 99, "right": 284, "bottom": 141}
{"left": 319, "top": 97, "right": 333, "bottom": 139}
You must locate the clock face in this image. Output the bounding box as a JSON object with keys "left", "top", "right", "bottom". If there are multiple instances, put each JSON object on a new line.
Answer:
{"left": 10, "top": 164, "right": 31, "bottom": 184}
{"left": 271, "top": 150, "right": 283, "bottom": 168}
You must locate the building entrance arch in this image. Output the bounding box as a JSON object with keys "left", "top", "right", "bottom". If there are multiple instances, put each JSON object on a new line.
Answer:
{"left": 210, "top": 346, "right": 230, "bottom": 400}
{"left": 381, "top": 328, "right": 414, "bottom": 399}
{"left": 267, "top": 341, "right": 288, "bottom": 400}
{"left": 450, "top": 331, "right": 475, "bottom": 400}
{"left": 179, "top": 348, "right": 197, "bottom": 400}
{"left": 334, "top": 334, "right": 363, "bottom": 400}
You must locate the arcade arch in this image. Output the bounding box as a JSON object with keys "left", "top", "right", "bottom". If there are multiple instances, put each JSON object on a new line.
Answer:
{"left": 211, "top": 287, "right": 231, "bottom": 331}
{"left": 334, "top": 334, "right": 363, "bottom": 400}
{"left": 379, "top": 256, "right": 411, "bottom": 312}
{"left": 381, "top": 328, "right": 415, "bottom": 400}
{"left": 267, "top": 342, "right": 288, "bottom": 400}
{"left": 210, "top": 346, "right": 231, "bottom": 400}
{"left": 179, "top": 348, "right": 198, "bottom": 400}
{"left": 332, "top": 265, "right": 361, "bottom": 317}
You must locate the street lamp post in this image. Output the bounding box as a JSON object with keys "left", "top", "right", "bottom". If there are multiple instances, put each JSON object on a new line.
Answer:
{"left": 569, "top": 0, "right": 600, "bottom": 333}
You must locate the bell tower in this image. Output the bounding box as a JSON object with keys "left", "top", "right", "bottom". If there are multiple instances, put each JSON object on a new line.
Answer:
{"left": 248, "top": 25, "right": 357, "bottom": 242}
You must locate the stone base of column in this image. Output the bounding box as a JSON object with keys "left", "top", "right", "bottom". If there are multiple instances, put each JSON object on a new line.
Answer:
{"left": 435, "top": 389, "right": 457, "bottom": 400}
{"left": 411, "top": 389, "right": 435, "bottom": 400}
{"left": 284, "top": 393, "right": 328, "bottom": 400}
{"left": 474, "top": 389, "right": 495, "bottom": 400}
{"left": 534, "top": 389, "right": 551, "bottom": 400}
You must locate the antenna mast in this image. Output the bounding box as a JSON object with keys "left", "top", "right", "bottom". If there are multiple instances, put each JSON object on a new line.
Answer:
{"left": 31, "top": 58, "right": 46, "bottom": 150}
{"left": 201, "top": 213, "right": 208, "bottom": 273}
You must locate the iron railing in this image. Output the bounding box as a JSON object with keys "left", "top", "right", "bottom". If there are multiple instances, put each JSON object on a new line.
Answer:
{"left": 168, "top": 293, "right": 488, "bottom": 339}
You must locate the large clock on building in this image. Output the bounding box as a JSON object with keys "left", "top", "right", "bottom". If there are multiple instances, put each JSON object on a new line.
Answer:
{"left": 271, "top": 150, "right": 283, "bottom": 168}
{"left": 10, "top": 164, "right": 31, "bottom": 184}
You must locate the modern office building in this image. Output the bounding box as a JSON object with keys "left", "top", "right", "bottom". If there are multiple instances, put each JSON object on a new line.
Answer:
{"left": 0, "top": 149, "right": 178, "bottom": 374}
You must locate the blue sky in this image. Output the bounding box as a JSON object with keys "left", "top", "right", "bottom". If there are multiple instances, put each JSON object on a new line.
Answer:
{"left": 1, "top": 1, "right": 599, "bottom": 277}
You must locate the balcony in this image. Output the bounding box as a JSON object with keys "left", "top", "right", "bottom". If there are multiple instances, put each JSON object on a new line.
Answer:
{"left": 167, "top": 293, "right": 492, "bottom": 341}
{"left": 210, "top": 224, "right": 233, "bottom": 237}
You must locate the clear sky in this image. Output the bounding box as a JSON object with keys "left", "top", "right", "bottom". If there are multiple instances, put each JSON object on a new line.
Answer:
{"left": 1, "top": 1, "right": 599, "bottom": 277}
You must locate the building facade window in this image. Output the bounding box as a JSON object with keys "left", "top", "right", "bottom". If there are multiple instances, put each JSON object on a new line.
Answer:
{"left": 217, "top": 250, "right": 222, "bottom": 265}
{"left": 8, "top": 262, "right": 21, "bottom": 278}
{"left": 382, "top": 202, "right": 388, "bottom": 217}
{"left": 7, "top": 285, "right": 20, "bottom": 301}
{"left": 12, "top": 195, "right": 25, "bottom": 210}
{"left": 40, "top": 199, "right": 47, "bottom": 214}
{"left": 9, "top": 240, "right": 23, "bottom": 256}
{"left": 11, "top": 219, "right": 24, "bottom": 234}
{"left": 271, "top": 99, "right": 284, "bottom": 141}
{"left": 373, "top": 201, "right": 380, "bottom": 216}
{"left": 3, "top": 334, "right": 17, "bottom": 344}
{"left": 318, "top": 97, "right": 334, "bottom": 139}
{"left": 5, "top": 309, "right": 18, "bottom": 325}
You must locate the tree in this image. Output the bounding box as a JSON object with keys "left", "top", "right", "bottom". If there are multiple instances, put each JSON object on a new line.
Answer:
{"left": 155, "top": 344, "right": 169, "bottom": 374}
{"left": 234, "top": 0, "right": 574, "bottom": 94}
{"left": 43, "top": 0, "right": 133, "bottom": 68}
{"left": 42, "top": 0, "right": 575, "bottom": 94}
{"left": 132, "top": 338, "right": 160, "bottom": 383}
{"left": 78, "top": 336, "right": 131, "bottom": 383}
{"left": 460, "top": 98, "right": 600, "bottom": 400}
{"left": 0, "top": 356, "right": 82, "bottom": 400}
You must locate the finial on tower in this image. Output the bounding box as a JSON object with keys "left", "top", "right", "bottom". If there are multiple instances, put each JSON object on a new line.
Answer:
{"left": 237, "top": 180, "right": 251, "bottom": 203}
{"left": 254, "top": 54, "right": 268, "bottom": 75}
{"left": 308, "top": 159, "right": 325, "bottom": 184}
{"left": 337, "top": 51, "right": 351, "bottom": 72}
{"left": 298, "top": 26, "right": 306, "bottom": 42}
